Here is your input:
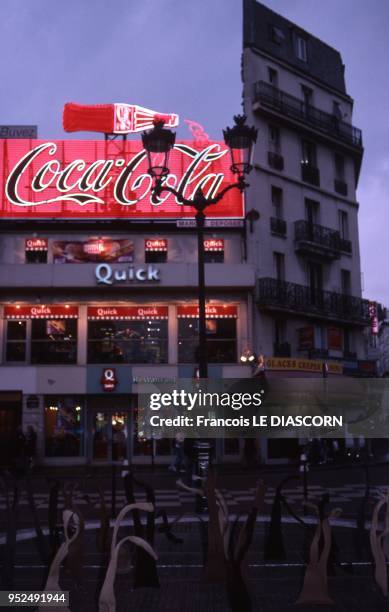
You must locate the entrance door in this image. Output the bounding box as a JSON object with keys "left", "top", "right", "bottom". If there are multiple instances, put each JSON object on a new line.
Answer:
{"left": 92, "top": 411, "right": 129, "bottom": 462}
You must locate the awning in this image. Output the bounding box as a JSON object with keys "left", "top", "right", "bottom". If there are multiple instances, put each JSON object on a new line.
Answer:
{"left": 87, "top": 306, "right": 169, "bottom": 320}
{"left": 4, "top": 305, "right": 78, "bottom": 319}
{"left": 177, "top": 305, "right": 237, "bottom": 318}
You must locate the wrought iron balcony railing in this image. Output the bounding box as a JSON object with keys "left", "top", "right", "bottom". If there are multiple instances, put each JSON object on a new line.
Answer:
{"left": 268, "top": 151, "right": 284, "bottom": 170}
{"left": 253, "top": 81, "right": 363, "bottom": 148}
{"left": 294, "top": 220, "right": 352, "bottom": 258}
{"left": 256, "top": 277, "right": 370, "bottom": 325}
{"left": 270, "top": 217, "right": 287, "bottom": 237}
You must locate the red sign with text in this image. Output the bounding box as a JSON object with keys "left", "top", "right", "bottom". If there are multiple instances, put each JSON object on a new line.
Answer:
{"left": 87, "top": 306, "right": 169, "bottom": 320}
{"left": 25, "top": 238, "right": 48, "bottom": 251}
{"left": 4, "top": 305, "right": 78, "bottom": 318}
{"left": 204, "top": 238, "right": 224, "bottom": 251}
{"left": 145, "top": 239, "right": 168, "bottom": 252}
{"left": 0, "top": 140, "right": 244, "bottom": 219}
{"left": 177, "top": 305, "right": 237, "bottom": 318}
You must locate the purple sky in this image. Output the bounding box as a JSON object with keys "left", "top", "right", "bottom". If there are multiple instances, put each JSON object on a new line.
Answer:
{"left": 0, "top": 0, "right": 388, "bottom": 305}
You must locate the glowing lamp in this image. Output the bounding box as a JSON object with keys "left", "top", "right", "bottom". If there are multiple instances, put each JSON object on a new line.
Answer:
{"left": 142, "top": 119, "right": 176, "bottom": 179}
{"left": 223, "top": 114, "right": 257, "bottom": 176}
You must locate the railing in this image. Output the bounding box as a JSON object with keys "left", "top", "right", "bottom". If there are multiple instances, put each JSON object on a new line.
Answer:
{"left": 268, "top": 151, "right": 284, "bottom": 170}
{"left": 254, "top": 81, "right": 363, "bottom": 148}
{"left": 334, "top": 178, "right": 348, "bottom": 196}
{"left": 270, "top": 217, "right": 287, "bottom": 237}
{"left": 294, "top": 220, "right": 342, "bottom": 252}
{"left": 257, "top": 277, "right": 370, "bottom": 324}
{"left": 301, "top": 163, "right": 320, "bottom": 186}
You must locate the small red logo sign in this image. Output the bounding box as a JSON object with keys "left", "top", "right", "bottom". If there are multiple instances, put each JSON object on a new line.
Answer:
{"left": 101, "top": 368, "right": 118, "bottom": 392}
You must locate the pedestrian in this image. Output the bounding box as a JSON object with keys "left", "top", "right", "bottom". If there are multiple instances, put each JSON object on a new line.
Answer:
{"left": 169, "top": 432, "right": 185, "bottom": 472}
{"left": 25, "top": 425, "right": 37, "bottom": 468}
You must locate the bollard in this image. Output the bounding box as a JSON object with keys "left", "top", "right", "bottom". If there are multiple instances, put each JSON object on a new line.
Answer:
{"left": 194, "top": 440, "right": 211, "bottom": 513}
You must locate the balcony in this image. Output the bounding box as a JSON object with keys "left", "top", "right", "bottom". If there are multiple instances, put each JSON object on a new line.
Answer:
{"left": 294, "top": 220, "right": 352, "bottom": 259}
{"left": 301, "top": 163, "right": 320, "bottom": 187}
{"left": 268, "top": 151, "right": 284, "bottom": 171}
{"left": 256, "top": 278, "right": 370, "bottom": 325}
{"left": 253, "top": 81, "right": 363, "bottom": 149}
{"left": 334, "top": 179, "right": 348, "bottom": 196}
{"left": 270, "top": 217, "right": 287, "bottom": 237}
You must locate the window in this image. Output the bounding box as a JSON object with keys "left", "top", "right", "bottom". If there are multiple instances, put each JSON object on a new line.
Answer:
{"left": 145, "top": 250, "right": 167, "bottom": 263}
{"left": 334, "top": 153, "right": 345, "bottom": 180}
{"left": 6, "top": 321, "right": 27, "bottom": 362}
{"left": 269, "top": 25, "right": 285, "bottom": 45}
{"left": 301, "top": 140, "right": 317, "bottom": 166}
{"left": 88, "top": 319, "right": 168, "bottom": 364}
{"left": 305, "top": 199, "right": 319, "bottom": 225}
{"left": 341, "top": 269, "right": 351, "bottom": 295}
{"left": 301, "top": 85, "right": 313, "bottom": 107}
{"left": 31, "top": 319, "right": 77, "bottom": 364}
{"left": 274, "top": 319, "right": 285, "bottom": 344}
{"left": 268, "top": 67, "right": 278, "bottom": 86}
{"left": 333, "top": 101, "right": 342, "bottom": 119}
{"left": 204, "top": 251, "right": 224, "bottom": 264}
{"left": 271, "top": 186, "right": 283, "bottom": 219}
{"left": 339, "top": 210, "right": 349, "bottom": 240}
{"left": 26, "top": 251, "right": 47, "bottom": 263}
{"left": 268, "top": 125, "right": 280, "bottom": 152}
{"left": 295, "top": 35, "right": 308, "bottom": 62}
{"left": 44, "top": 396, "right": 84, "bottom": 457}
{"left": 178, "top": 318, "right": 237, "bottom": 364}
{"left": 145, "top": 238, "right": 167, "bottom": 263}
{"left": 273, "top": 252, "right": 285, "bottom": 281}
{"left": 204, "top": 238, "right": 225, "bottom": 263}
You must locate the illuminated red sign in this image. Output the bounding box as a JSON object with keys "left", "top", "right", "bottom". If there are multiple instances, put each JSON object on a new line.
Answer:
{"left": 204, "top": 238, "right": 224, "bottom": 251}
{"left": 145, "top": 239, "right": 168, "bottom": 252}
{"left": 25, "top": 238, "right": 48, "bottom": 251}
{"left": 4, "top": 305, "right": 78, "bottom": 318}
{"left": 87, "top": 306, "right": 168, "bottom": 320}
{"left": 63, "top": 102, "right": 179, "bottom": 134}
{"left": 1, "top": 140, "right": 243, "bottom": 219}
{"left": 177, "top": 305, "right": 237, "bottom": 318}
{"left": 328, "top": 327, "right": 343, "bottom": 350}
{"left": 101, "top": 368, "right": 118, "bottom": 392}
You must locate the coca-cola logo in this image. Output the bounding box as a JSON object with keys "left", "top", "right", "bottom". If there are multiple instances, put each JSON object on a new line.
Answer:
{"left": 5, "top": 142, "right": 228, "bottom": 209}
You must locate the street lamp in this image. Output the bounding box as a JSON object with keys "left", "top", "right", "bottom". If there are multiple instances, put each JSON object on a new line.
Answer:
{"left": 142, "top": 115, "right": 257, "bottom": 378}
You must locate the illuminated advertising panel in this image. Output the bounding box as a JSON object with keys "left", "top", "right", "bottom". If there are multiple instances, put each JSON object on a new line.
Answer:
{"left": 0, "top": 139, "right": 244, "bottom": 219}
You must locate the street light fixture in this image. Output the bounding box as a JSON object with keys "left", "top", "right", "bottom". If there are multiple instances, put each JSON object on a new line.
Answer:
{"left": 142, "top": 115, "right": 257, "bottom": 379}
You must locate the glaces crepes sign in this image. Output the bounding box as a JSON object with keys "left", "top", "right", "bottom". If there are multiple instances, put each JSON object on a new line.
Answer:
{"left": 0, "top": 140, "right": 244, "bottom": 219}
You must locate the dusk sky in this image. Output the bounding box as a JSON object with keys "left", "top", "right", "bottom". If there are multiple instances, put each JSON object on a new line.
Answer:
{"left": 0, "top": 0, "right": 388, "bottom": 305}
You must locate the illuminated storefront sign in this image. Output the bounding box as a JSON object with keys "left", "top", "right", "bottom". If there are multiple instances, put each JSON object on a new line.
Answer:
{"left": 53, "top": 239, "right": 133, "bottom": 263}
{"left": 266, "top": 357, "right": 343, "bottom": 375}
{"left": 204, "top": 238, "right": 224, "bottom": 251}
{"left": 101, "top": 368, "right": 118, "bottom": 392}
{"left": 145, "top": 239, "right": 168, "bottom": 252}
{"left": 4, "top": 305, "right": 78, "bottom": 318}
{"left": 63, "top": 102, "right": 179, "bottom": 134}
{"left": 87, "top": 306, "right": 168, "bottom": 320}
{"left": 25, "top": 238, "right": 48, "bottom": 251}
{"left": 177, "top": 305, "right": 238, "bottom": 318}
{"left": 1, "top": 140, "right": 244, "bottom": 219}
{"left": 94, "top": 263, "right": 160, "bottom": 285}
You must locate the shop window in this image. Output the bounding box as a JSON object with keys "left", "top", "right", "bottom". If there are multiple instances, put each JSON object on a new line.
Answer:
{"left": 31, "top": 319, "right": 77, "bottom": 364}
{"left": 53, "top": 238, "right": 134, "bottom": 264}
{"left": 26, "top": 251, "right": 47, "bottom": 263}
{"left": 178, "top": 318, "right": 237, "bottom": 363}
{"left": 145, "top": 239, "right": 167, "bottom": 264}
{"left": 6, "top": 321, "right": 27, "bottom": 362}
{"left": 88, "top": 319, "right": 168, "bottom": 364}
{"left": 44, "top": 396, "right": 84, "bottom": 457}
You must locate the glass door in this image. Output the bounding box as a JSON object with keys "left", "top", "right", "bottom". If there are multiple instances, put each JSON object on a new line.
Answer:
{"left": 92, "top": 411, "right": 128, "bottom": 462}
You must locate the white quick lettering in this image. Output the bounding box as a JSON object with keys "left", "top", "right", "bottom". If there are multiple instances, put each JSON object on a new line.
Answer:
{"left": 95, "top": 263, "right": 160, "bottom": 285}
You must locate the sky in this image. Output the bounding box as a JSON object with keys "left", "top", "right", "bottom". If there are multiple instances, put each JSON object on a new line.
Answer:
{"left": 0, "top": 0, "right": 388, "bottom": 304}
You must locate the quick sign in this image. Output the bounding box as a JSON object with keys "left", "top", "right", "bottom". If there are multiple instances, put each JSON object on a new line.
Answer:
{"left": 4, "top": 305, "right": 78, "bottom": 318}
{"left": 177, "top": 305, "right": 237, "bottom": 318}
{"left": 88, "top": 306, "right": 168, "bottom": 319}
{"left": 101, "top": 368, "right": 117, "bottom": 392}
{"left": 1, "top": 140, "right": 244, "bottom": 219}
{"left": 95, "top": 263, "right": 160, "bottom": 285}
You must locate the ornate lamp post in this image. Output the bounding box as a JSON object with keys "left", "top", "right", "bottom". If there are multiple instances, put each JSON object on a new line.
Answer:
{"left": 142, "top": 115, "right": 257, "bottom": 379}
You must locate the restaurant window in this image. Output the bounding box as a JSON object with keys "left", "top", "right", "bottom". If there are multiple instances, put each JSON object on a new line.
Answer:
{"left": 5, "top": 321, "right": 27, "bottom": 362}
{"left": 31, "top": 319, "right": 77, "bottom": 364}
{"left": 44, "top": 396, "right": 84, "bottom": 457}
{"left": 53, "top": 238, "right": 133, "bottom": 264}
{"left": 25, "top": 238, "right": 48, "bottom": 263}
{"left": 204, "top": 238, "right": 224, "bottom": 263}
{"left": 87, "top": 307, "right": 168, "bottom": 364}
{"left": 177, "top": 306, "right": 237, "bottom": 364}
{"left": 145, "top": 239, "right": 167, "bottom": 264}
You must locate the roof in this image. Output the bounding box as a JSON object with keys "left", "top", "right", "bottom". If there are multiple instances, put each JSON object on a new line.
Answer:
{"left": 243, "top": 0, "right": 347, "bottom": 94}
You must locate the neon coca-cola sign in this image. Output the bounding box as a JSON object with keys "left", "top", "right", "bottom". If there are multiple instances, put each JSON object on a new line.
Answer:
{"left": 1, "top": 139, "right": 244, "bottom": 219}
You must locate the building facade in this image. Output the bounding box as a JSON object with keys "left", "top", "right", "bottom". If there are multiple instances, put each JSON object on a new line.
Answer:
{"left": 0, "top": 1, "right": 374, "bottom": 467}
